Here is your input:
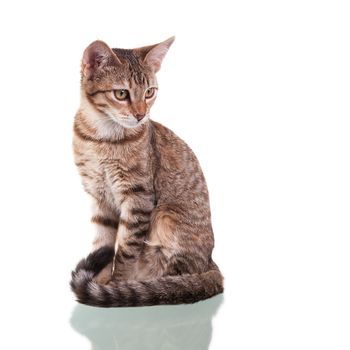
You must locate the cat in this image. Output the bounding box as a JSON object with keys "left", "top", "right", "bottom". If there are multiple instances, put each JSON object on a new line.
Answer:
{"left": 70, "top": 37, "right": 224, "bottom": 307}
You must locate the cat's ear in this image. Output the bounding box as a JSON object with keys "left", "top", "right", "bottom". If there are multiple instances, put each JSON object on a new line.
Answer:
{"left": 142, "top": 36, "right": 175, "bottom": 73}
{"left": 82, "top": 40, "right": 121, "bottom": 79}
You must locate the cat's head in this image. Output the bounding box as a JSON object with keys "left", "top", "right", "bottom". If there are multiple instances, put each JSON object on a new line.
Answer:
{"left": 80, "top": 37, "right": 174, "bottom": 128}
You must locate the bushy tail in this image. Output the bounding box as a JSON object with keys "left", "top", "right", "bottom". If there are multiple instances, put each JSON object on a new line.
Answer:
{"left": 70, "top": 247, "right": 224, "bottom": 307}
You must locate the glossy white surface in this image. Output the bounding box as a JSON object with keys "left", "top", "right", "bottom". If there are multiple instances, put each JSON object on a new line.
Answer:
{"left": 0, "top": 1, "right": 349, "bottom": 349}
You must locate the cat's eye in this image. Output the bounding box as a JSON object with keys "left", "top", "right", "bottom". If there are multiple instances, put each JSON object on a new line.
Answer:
{"left": 145, "top": 87, "right": 156, "bottom": 99}
{"left": 114, "top": 89, "right": 129, "bottom": 101}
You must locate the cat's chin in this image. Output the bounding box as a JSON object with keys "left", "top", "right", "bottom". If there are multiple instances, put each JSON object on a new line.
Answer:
{"left": 109, "top": 114, "right": 149, "bottom": 129}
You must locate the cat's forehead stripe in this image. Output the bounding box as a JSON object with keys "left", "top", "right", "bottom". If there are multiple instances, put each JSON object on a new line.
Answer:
{"left": 112, "top": 48, "right": 149, "bottom": 86}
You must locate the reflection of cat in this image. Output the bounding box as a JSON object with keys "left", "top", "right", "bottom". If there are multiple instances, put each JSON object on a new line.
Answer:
{"left": 70, "top": 294, "right": 223, "bottom": 350}
{"left": 70, "top": 37, "right": 223, "bottom": 307}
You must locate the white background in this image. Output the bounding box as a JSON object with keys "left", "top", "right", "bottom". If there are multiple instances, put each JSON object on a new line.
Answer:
{"left": 0, "top": 0, "right": 349, "bottom": 349}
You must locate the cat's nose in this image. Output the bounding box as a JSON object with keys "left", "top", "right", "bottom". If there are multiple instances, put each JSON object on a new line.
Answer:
{"left": 134, "top": 113, "right": 146, "bottom": 121}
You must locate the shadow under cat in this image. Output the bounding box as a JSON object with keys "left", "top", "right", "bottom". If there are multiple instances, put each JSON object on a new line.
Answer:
{"left": 70, "top": 294, "right": 224, "bottom": 350}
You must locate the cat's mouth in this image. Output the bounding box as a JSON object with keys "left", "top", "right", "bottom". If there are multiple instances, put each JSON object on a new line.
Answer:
{"left": 109, "top": 113, "right": 149, "bottom": 129}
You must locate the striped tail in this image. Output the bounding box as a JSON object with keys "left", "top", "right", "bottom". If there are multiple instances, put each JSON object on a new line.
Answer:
{"left": 70, "top": 247, "right": 224, "bottom": 307}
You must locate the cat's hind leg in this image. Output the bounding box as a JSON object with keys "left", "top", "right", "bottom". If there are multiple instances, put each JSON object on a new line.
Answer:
{"left": 93, "top": 262, "right": 113, "bottom": 284}
{"left": 71, "top": 246, "right": 114, "bottom": 289}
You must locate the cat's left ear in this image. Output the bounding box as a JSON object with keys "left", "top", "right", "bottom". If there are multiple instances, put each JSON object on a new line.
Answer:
{"left": 142, "top": 36, "right": 175, "bottom": 73}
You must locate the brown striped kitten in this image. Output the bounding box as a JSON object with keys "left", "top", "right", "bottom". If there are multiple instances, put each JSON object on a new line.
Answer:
{"left": 70, "top": 37, "right": 224, "bottom": 307}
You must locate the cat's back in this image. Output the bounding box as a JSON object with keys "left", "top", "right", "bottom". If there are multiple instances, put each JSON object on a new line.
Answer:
{"left": 150, "top": 120, "right": 209, "bottom": 202}
{"left": 150, "top": 120, "right": 196, "bottom": 161}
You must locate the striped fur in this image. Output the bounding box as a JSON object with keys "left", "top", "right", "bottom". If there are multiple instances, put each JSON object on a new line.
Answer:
{"left": 71, "top": 37, "right": 224, "bottom": 307}
{"left": 71, "top": 247, "right": 223, "bottom": 307}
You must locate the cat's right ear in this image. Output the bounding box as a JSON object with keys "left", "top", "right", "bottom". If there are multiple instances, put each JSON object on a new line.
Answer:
{"left": 82, "top": 40, "right": 121, "bottom": 80}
